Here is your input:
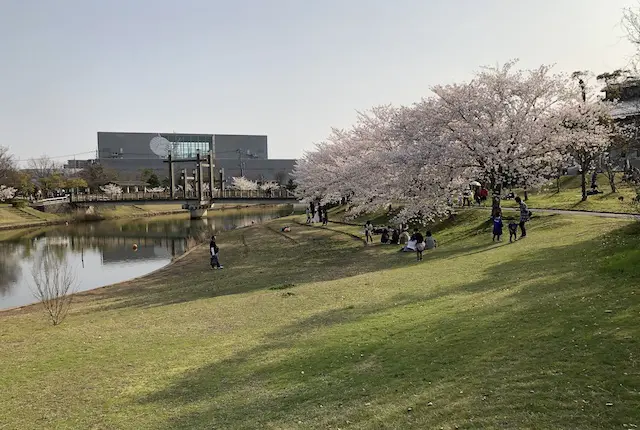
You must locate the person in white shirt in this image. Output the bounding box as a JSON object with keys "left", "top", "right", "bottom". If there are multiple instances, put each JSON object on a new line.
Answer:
{"left": 364, "top": 221, "right": 374, "bottom": 243}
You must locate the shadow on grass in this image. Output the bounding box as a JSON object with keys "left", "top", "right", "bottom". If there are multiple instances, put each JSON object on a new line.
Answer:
{"left": 77, "top": 222, "right": 412, "bottom": 312}
{"left": 133, "top": 222, "right": 640, "bottom": 429}
{"left": 77, "top": 215, "right": 573, "bottom": 314}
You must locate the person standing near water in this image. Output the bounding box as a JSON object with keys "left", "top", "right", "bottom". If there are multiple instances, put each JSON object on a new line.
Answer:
{"left": 210, "top": 236, "right": 223, "bottom": 269}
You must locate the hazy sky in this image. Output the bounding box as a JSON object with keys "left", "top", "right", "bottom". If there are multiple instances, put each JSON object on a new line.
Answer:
{"left": 0, "top": 0, "right": 636, "bottom": 163}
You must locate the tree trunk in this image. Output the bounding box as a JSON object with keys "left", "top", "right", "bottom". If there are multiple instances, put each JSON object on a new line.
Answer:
{"left": 581, "top": 170, "right": 588, "bottom": 201}
{"left": 606, "top": 169, "right": 617, "bottom": 193}
{"left": 491, "top": 182, "right": 502, "bottom": 218}
{"left": 556, "top": 176, "right": 561, "bottom": 193}
{"left": 523, "top": 186, "right": 529, "bottom": 201}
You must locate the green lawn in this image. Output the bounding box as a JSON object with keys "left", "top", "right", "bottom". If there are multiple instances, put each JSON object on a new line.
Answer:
{"left": 514, "top": 174, "right": 638, "bottom": 214}
{"left": 1, "top": 211, "right": 639, "bottom": 429}
{"left": 0, "top": 204, "right": 60, "bottom": 226}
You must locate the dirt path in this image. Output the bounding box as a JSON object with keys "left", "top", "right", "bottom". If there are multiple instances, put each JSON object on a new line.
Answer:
{"left": 494, "top": 207, "right": 640, "bottom": 219}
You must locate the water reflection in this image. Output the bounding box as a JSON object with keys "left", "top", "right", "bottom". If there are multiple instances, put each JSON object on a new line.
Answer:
{"left": 0, "top": 207, "right": 291, "bottom": 310}
{"left": 0, "top": 244, "right": 21, "bottom": 296}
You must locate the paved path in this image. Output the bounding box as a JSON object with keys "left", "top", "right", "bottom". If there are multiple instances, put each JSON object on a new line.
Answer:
{"left": 482, "top": 207, "right": 640, "bottom": 220}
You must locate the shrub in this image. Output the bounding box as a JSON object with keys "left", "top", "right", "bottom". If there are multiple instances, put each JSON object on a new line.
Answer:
{"left": 11, "top": 199, "right": 27, "bottom": 208}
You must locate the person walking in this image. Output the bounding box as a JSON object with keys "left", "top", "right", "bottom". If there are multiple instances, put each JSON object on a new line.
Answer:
{"left": 309, "top": 202, "right": 316, "bottom": 224}
{"left": 364, "top": 221, "right": 374, "bottom": 244}
{"left": 514, "top": 196, "right": 529, "bottom": 238}
{"left": 209, "top": 235, "right": 223, "bottom": 269}
{"left": 462, "top": 189, "right": 471, "bottom": 207}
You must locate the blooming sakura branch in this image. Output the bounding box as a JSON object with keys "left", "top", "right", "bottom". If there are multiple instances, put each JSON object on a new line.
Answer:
{"left": 0, "top": 185, "right": 16, "bottom": 201}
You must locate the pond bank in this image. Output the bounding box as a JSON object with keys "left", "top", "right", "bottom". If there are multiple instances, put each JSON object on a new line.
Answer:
{"left": 0, "top": 203, "right": 292, "bottom": 232}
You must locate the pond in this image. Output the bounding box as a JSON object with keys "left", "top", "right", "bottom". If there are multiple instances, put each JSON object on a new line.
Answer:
{"left": 0, "top": 206, "right": 292, "bottom": 310}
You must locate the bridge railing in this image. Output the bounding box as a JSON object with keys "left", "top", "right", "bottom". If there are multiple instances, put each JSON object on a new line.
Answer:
{"left": 70, "top": 188, "right": 296, "bottom": 202}
{"left": 33, "top": 196, "right": 71, "bottom": 205}
{"left": 212, "top": 189, "right": 295, "bottom": 199}
{"left": 70, "top": 192, "right": 174, "bottom": 202}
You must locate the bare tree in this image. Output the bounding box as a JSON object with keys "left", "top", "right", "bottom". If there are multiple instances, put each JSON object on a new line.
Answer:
{"left": 31, "top": 250, "right": 77, "bottom": 326}
{"left": 28, "top": 155, "right": 59, "bottom": 179}
{"left": 623, "top": 3, "right": 640, "bottom": 49}
{"left": 0, "top": 145, "right": 15, "bottom": 184}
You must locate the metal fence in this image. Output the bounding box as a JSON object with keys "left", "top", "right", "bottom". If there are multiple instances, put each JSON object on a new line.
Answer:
{"left": 69, "top": 188, "right": 296, "bottom": 202}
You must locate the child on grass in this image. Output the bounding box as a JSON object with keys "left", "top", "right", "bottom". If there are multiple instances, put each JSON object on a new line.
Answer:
{"left": 508, "top": 221, "right": 518, "bottom": 243}
{"left": 413, "top": 230, "right": 425, "bottom": 261}
{"left": 492, "top": 215, "right": 503, "bottom": 242}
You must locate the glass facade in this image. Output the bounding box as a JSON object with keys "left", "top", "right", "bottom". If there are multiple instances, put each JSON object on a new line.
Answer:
{"left": 164, "top": 134, "right": 213, "bottom": 160}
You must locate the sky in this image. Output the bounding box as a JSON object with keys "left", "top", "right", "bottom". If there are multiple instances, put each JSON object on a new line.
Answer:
{"left": 0, "top": 0, "right": 637, "bottom": 164}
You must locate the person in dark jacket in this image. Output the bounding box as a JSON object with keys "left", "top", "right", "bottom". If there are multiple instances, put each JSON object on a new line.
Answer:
{"left": 381, "top": 228, "right": 390, "bottom": 244}
{"left": 492, "top": 215, "right": 503, "bottom": 242}
{"left": 390, "top": 229, "right": 400, "bottom": 245}
{"left": 515, "top": 196, "right": 529, "bottom": 238}
{"left": 210, "top": 235, "right": 223, "bottom": 269}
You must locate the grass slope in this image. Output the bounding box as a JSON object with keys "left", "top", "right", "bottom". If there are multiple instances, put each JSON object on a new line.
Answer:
{"left": 0, "top": 212, "right": 639, "bottom": 429}
{"left": 514, "top": 174, "right": 639, "bottom": 214}
{"left": 0, "top": 204, "right": 60, "bottom": 226}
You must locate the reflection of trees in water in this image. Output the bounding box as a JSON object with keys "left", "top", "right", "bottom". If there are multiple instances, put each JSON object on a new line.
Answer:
{"left": 0, "top": 208, "right": 291, "bottom": 292}
{"left": 0, "top": 244, "right": 22, "bottom": 296}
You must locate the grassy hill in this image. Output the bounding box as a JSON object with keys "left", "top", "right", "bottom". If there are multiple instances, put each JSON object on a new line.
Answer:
{"left": 0, "top": 211, "right": 638, "bottom": 429}
{"left": 0, "top": 203, "right": 60, "bottom": 227}
{"left": 523, "top": 174, "right": 638, "bottom": 213}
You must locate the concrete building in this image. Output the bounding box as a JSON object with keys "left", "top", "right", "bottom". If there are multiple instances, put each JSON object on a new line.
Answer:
{"left": 89, "top": 132, "right": 295, "bottom": 183}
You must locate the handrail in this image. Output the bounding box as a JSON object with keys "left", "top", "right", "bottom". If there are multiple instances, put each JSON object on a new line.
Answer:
{"left": 69, "top": 189, "right": 297, "bottom": 202}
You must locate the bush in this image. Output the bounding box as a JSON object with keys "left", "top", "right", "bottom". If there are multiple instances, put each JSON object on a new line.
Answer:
{"left": 31, "top": 251, "right": 77, "bottom": 325}
{"left": 11, "top": 199, "right": 27, "bottom": 208}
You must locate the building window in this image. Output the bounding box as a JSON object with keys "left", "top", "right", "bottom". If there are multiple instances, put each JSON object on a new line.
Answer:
{"left": 165, "top": 135, "right": 212, "bottom": 160}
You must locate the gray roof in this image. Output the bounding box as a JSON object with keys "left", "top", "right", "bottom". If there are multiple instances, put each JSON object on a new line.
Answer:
{"left": 610, "top": 100, "right": 640, "bottom": 120}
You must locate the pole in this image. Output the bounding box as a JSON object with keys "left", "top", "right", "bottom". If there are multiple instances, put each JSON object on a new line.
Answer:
{"left": 182, "top": 169, "right": 187, "bottom": 199}
{"left": 196, "top": 150, "right": 203, "bottom": 202}
{"left": 208, "top": 150, "right": 215, "bottom": 200}
{"left": 219, "top": 168, "right": 225, "bottom": 192}
{"left": 168, "top": 151, "right": 175, "bottom": 199}
{"left": 237, "top": 149, "right": 245, "bottom": 177}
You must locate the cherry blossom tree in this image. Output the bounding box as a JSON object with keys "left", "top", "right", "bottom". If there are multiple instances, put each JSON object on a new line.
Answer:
{"left": 560, "top": 97, "right": 613, "bottom": 201}
{"left": 295, "top": 105, "right": 461, "bottom": 222}
{"left": 260, "top": 181, "right": 280, "bottom": 192}
{"left": 100, "top": 184, "right": 123, "bottom": 196}
{"left": 0, "top": 185, "right": 16, "bottom": 201}
{"left": 231, "top": 176, "right": 258, "bottom": 191}
{"left": 429, "top": 61, "right": 571, "bottom": 198}
{"left": 295, "top": 61, "right": 589, "bottom": 223}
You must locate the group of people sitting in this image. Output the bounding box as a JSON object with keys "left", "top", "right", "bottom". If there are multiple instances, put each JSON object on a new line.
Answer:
{"left": 364, "top": 221, "right": 437, "bottom": 261}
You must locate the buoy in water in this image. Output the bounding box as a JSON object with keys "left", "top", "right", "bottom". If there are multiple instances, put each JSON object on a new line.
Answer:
{"left": 132, "top": 243, "right": 138, "bottom": 251}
